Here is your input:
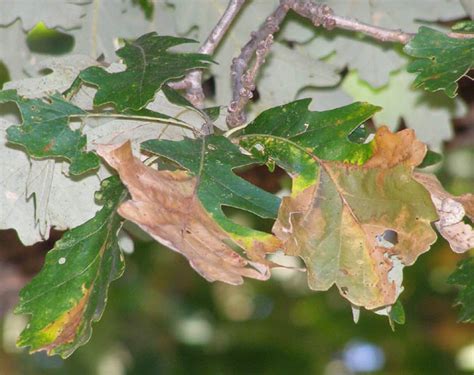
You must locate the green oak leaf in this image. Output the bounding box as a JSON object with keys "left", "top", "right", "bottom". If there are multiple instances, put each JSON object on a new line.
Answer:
{"left": 448, "top": 257, "right": 474, "bottom": 323}
{"left": 142, "top": 135, "right": 281, "bottom": 253}
{"left": 79, "top": 33, "right": 213, "bottom": 111}
{"left": 15, "top": 176, "right": 126, "bottom": 358}
{"left": 404, "top": 26, "right": 474, "bottom": 98}
{"left": 241, "top": 99, "right": 379, "bottom": 162}
{"left": 0, "top": 89, "right": 99, "bottom": 175}
{"left": 239, "top": 99, "right": 380, "bottom": 194}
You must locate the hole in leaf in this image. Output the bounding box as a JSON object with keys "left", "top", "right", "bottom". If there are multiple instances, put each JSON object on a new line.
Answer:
{"left": 236, "top": 164, "right": 286, "bottom": 194}
{"left": 27, "top": 22, "right": 74, "bottom": 55}
{"left": 375, "top": 230, "right": 398, "bottom": 249}
{"left": 221, "top": 206, "right": 275, "bottom": 234}
{"left": 0, "top": 100, "right": 20, "bottom": 121}
{"left": 348, "top": 118, "right": 376, "bottom": 144}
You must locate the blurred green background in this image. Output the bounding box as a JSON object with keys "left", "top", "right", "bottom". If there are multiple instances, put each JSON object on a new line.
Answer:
{"left": 0, "top": 8, "right": 473, "bottom": 375}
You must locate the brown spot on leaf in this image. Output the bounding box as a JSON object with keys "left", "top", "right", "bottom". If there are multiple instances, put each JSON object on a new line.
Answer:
{"left": 43, "top": 140, "right": 56, "bottom": 153}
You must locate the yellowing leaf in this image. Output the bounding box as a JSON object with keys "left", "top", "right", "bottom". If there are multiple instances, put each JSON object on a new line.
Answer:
{"left": 273, "top": 127, "right": 438, "bottom": 309}
{"left": 414, "top": 172, "right": 474, "bottom": 253}
{"left": 15, "top": 177, "right": 126, "bottom": 358}
{"left": 98, "top": 142, "right": 273, "bottom": 285}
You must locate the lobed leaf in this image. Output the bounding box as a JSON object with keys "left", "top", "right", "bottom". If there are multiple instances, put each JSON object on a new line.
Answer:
{"left": 0, "top": 89, "right": 99, "bottom": 175}
{"left": 79, "top": 33, "right": 213, "bottom": 111}
{"left": 240, "top": 110, "right": 438, "bottom": 310}
{"left": 15, "top": 176, "right": 126, "bottom": 358}
{"left": 404, "top": 26, "right": 474, "bottom": 98}
{"left": 98, "top": 142, "right": 275, "bottom": 284}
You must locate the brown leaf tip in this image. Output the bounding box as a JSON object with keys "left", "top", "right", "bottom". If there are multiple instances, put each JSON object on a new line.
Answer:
{"left": 364, "top": 126, "right": 427, "bottom": 169}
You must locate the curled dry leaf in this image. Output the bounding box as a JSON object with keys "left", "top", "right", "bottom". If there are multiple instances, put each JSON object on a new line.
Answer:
{"left": 414, "top": 172, "right": 474, "bottom": 253}
{"left": 273, "top": 127, "right": 438, "bottom": 310}
{"left": 97, "top": 142, "right": 271, "bottom": 285}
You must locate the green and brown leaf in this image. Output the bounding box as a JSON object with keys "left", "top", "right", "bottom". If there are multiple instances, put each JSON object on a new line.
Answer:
{"left": 0, "top": 89, "right": 99, "bottom": 175}
{"left": 98, "top": 142, "right": 276, "bottom": 284}
{"left": 141, "top": 135, "right": 281, "bottom": 258}
{"left": 239, "top": 107, "right": 438, "bottom": 310}
{"left": 15, "top": 176, "right": 126, "bottom": 358}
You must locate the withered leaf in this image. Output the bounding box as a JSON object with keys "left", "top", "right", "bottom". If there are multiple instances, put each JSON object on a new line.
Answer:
{"left": 98, "top": 142, "right": 272, "bottom": 285}
{"left": 414, "top": 172, "right": 474, "bottom": 253}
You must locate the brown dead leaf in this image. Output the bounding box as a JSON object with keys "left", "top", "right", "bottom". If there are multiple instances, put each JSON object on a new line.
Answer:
{"left": 414, "top": 172, "right": 474, "bottom": 253}
{"left": 97, "top": 142, "right": 271, "bottom": 285}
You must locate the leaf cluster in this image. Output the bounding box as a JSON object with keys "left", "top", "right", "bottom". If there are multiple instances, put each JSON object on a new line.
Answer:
{"left": 0, "top": 18, "right": 472, "bottom": 359}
